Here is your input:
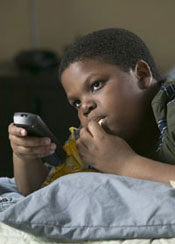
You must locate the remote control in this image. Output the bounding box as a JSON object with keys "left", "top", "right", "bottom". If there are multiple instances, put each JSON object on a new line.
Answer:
{"left": 13, "top": 112, "right": 66, "bottom": 166}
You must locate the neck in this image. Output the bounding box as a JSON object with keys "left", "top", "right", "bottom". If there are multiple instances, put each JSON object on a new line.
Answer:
{"left": 129, "top": 117, "right": 159, "bottom": 158}
{"left": 129, "top": 82, "right": 161, "bottom": 158}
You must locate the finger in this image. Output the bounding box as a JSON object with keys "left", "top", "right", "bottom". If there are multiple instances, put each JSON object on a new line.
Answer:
{"left": 79, "top": 126, "right": 92, "bottom": 139}
{"left": 76, "top": 142, "right": 92, "bottom": 164}
{"left": 77, "top": 127, "right": 93, "bottom": 148}
{"left": 9, "top": 134, "right": 51, "bottom": 147}
{"left": 88, "top": 120, "right": 106, "bottom": 138}
{"left": 76, "top": 138, "right": 88, "bottom": 151}
{"left": 8, "top": 123, "right": 27, "bottom": 137}
{"left": 16, "top": 143, "right": 56, "bottom": 158}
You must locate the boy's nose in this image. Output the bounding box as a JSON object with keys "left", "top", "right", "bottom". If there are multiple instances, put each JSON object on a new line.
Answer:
{"left": 81, "top": 100, "right": 97, "bottom": 117}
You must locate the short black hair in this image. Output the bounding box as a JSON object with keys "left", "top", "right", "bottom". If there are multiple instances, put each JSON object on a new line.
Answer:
{"left": 59, "top": 28, "right": 162, "bottom": 81}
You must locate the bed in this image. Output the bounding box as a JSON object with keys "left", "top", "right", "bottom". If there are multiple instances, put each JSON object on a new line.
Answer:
{"left": 0, "top": 172, "right": 175, "bottom": 243}
{"left": 1, "top": 222, "right": 175, "bottom": 244}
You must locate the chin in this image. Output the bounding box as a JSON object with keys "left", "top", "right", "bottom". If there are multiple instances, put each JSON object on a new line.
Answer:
{"left": 103, "top": 124, "right": 122, "bottom": 137}
{"left": 107, "top": 127, "right": 131, "bottom": 141}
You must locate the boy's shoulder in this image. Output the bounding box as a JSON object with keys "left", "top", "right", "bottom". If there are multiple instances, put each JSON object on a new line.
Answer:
{"left": 154, "top": 67, "right": 175, "bottom": 105}
{"left": 152, "top": 78, "right": 175, "bottom": 165}
{"left": 152, "top": 79, "right": 175, "bottom": 109}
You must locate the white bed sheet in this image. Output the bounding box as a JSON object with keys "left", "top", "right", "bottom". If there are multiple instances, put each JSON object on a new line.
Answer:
{"left": 1, "top": 222, "right": 175, "bottom": 244}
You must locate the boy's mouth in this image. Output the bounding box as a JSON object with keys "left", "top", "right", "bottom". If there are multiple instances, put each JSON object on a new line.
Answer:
{"left": 97, "top": 117, "right": 112, "bottom": 134}
{"left": 98, "top": 118, "right": 104, "bottom": 127}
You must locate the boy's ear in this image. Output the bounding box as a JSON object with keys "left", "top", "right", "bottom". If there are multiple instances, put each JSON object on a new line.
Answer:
{"left": 134, "top": 60, "right": 153, "bottom": 89}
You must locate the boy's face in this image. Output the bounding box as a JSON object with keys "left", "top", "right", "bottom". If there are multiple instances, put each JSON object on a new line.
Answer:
{"left": 61, "top": 59, "right": 148, "bottom": 141}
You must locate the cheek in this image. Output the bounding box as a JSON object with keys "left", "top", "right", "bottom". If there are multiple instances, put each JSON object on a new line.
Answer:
{"left": 103, "top": 94, "right": 139, "bottom": 134}
{"left": 101, "top": 91, "right": 122, "bottom": 114}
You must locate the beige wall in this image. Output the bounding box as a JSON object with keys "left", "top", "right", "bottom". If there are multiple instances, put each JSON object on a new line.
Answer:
{"left": 0, "top": 0, "right": 175, "bottom": 73}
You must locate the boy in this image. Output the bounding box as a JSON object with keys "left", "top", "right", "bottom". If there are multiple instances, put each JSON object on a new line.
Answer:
{"left": 9, "top": 28, "right": 175, "bottom": 196}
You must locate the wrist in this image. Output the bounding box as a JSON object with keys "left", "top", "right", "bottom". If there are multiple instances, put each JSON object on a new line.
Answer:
{"left": 119, "top": 153, "right": 140, "bottom": 176}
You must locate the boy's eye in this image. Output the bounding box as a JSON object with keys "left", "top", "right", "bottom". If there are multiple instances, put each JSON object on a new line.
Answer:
{"left": 73, "top": 100, "right": 81, "bottom": 109}
{"left": 92, "top": 80, "right": 103, "bottom": 91}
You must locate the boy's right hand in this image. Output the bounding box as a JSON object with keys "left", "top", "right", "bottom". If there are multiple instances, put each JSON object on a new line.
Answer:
{"left": 8, "top": 123, "right": 56, "bottom": 160}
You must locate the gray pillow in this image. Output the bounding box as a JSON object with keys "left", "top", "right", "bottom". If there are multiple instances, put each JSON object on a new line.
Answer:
{"left": 0, "top": 172, "right": 175, "bottom": 241}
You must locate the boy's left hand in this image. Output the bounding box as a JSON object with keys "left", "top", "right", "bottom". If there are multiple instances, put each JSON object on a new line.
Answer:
{"left": 76, "top": 120, "right": 137, "bottom": 175}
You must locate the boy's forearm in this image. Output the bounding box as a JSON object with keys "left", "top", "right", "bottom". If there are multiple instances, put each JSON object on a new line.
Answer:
{"left": 120, "top": 155, "right": 175, "bottom": 185}
{"left": 13, "top": 153, "right": 49, "bottom": 195}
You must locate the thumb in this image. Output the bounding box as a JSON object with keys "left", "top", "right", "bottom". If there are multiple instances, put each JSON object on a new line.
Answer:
{"left": 88, "top": 120, "right": 106, "bottom": 137}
